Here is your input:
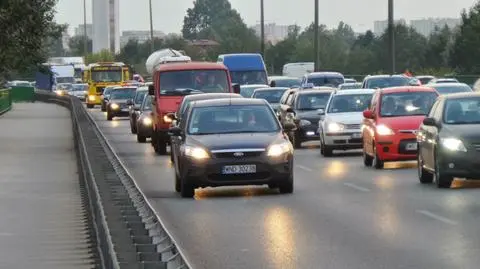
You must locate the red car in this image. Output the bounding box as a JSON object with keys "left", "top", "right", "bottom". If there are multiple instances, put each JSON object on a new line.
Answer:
{"left": 362, "top": 86, "right": 439, "bottom": 169}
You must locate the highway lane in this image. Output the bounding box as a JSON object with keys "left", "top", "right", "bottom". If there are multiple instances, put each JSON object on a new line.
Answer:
{"left": 88, "top": 106, "right": 480, "bottom": 269}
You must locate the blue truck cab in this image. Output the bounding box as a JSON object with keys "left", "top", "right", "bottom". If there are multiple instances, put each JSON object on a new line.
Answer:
{"left": 217, "top": 53, "right": 268, "bottom": 85}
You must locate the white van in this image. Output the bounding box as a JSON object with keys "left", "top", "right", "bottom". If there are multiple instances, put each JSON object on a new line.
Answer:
{"left": 282, "top": 62, "right": 314, "bottom": 78}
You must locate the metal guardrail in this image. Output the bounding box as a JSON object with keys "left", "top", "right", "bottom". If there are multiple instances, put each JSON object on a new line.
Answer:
{"left": 34, "top": 90, "right": 193, "bottom": 269}
{"left": 0, "top": 88, "right": 12, "bottom": 115}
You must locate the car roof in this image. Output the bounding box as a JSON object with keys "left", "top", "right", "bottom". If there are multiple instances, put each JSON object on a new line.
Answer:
{"left": 340, "top": 82, "right": 361, "bottom": 86}
{"left": 254, "top": 87, "right": 289, "bottom": 92}
{"left": 183, "top": 93, "right": 242, "bottom": 101}
{"left": 112, "top": 86, "right": 137, "bottom": 90}
{"left": 269, "top": 76, "right": 299, "bottom": 80}
{"left": 379, "top": 86, "right": 437, "bottom": 94}
{"left": 240, "top": 84, "right": 269, "bottom": 88}
{"left": 440, "top": 92, "right": 480, "bottom": 100}
{"left": 192, "top": 98, "right": 268, "bottom": 108}
{"left": 297, "top": 89, "right": 334, "bottom": 95}
{"left": 334, "top": 89, "right": 376, "bottom": 95}
{"left": 156, "top": 61, "right": 228, "bottom": 72}
{"left": 365, "top": 74, "right": 407, "bottom": 79}
{"left": 307, "top": 72, "right": 343, "bottom": 77}
{"left": 427, "top": 82, "right": 469, "bottom": 87}
{"left": 434, "top": 78, "right": 457, "bottom": 80}
{"left": 416, "top": 75, "right": 435, "bottom": 78}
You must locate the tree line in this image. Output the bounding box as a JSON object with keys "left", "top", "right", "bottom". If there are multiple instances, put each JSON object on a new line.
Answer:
{"left": 3, "top": 0, "right": 480, "bottom": 81}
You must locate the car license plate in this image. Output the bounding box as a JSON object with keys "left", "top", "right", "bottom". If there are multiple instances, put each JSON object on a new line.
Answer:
{"left": 351, "top": 133, "right": 362, "bottom": 138}
{"left": 222, "top": 165, "right": 256, "bottom": 174}
{"left": 406, "top": 143, "right": 417, "bottom": 150}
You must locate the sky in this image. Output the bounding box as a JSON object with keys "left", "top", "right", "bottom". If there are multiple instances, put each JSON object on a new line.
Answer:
{"left": 55, "top": 0, "right": 478, "bottom": 35}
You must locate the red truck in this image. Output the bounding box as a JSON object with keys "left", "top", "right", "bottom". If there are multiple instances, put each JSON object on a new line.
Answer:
{"left": 147, "top": 60, "right": 240, "bottom": 154}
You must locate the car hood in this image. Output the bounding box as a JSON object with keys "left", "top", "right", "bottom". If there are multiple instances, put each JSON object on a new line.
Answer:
{"left": 270, "top": 103, "right": 280, "bottom": 111}
{"left": 109, "top": 99, "right": 129, "bottom": 104}
{"left": 441, "top": 124, "right": 480, "bottom": 142}
{"left": 296, "top": 110, "right": 321, "bottom": 122}
{"left": 325, "top": 112, "right": 363, "bottom": 124}
{"left": 378, "top": 115, "right": 426, "bottom": 131}
{"left": 189, "top": 132, "right": 283, "bottom": 151}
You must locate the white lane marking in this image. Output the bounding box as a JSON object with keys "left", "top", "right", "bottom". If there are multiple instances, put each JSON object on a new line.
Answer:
{"left": 416, "top": 210, "right": 458, "bottom": 225}
{"left": 343, "top": 182, "right": 370, "bottom": 192}
{"left": 295, "top": 165, "right": 313, "bottom": 171}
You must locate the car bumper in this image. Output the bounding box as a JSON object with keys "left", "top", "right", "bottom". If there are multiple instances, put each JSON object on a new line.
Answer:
{"left": 180, "top": 154, "right": 293, "bottom": 188}
{"left": 438, "top": 150, "right": 480, "bottom": 179}
{"left": 323, "top": 130, "right": 362, "bottom": 149}
{"left": 109, "top": 108, "right": 129, "bottom": 117}
{"left": 375, "top": 134, "right": 417, "bottom": 161}
{"left": 297, "top": 125, "right": 319, "bottom": 141}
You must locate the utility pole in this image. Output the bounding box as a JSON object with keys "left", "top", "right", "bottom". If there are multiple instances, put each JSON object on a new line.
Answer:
{"left": 260, "top": 0, "right": 265, "bottom": 57}
{"left": 149, "top": 0, "right": 154, "bottom": 52}
{"left": 314, "top": 0, "right": 319, "bottom": 71}
{"left": 388, "top": 0, "right": 395, "bottom": 74}
{"left": 83, "top": 0, "right": 88, "bottom": 56}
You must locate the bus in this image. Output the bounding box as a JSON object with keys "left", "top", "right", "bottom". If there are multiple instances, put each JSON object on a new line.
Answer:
{"left": 84, "top": 62, "right": 130, "bottom": 108}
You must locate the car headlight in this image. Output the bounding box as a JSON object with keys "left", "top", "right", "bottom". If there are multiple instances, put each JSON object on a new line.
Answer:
{"left": 376, "top": 124, "right": 394, "bottom": 135}
{"left": 142, "top": 117, "right": 152, "bottom": 125}
{"left": 88, "top": 95, "right": 96, "bottom": 101}
{"left": 327, "top": 122, "right": 345, "bottom": 132}
{"left": 163, "top": 115, "right": 172, "bottom": 123}
{"left": 267, "top": 141, "right": 293, "bottom": 157}
{"left": 110, "top": 103, "right": 119, "bottom": 109}
{"left": 299, "top": 119, "right": 311, "bottom": 127}
{"left": 441, "top": 138, "right": 467, "bottom": 152}
{"left": 182, "top": 145, "right": 209, "bottom": 159}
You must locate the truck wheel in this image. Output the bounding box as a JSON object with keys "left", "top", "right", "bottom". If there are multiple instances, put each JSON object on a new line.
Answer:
{"left": 154, "top": 137, "right": 167, "bottom": 155}
{"left": 137, "top": 134, "right": 146, "bottom": 143}
{"left": 87, "top": 104, "right": 94, "bottom": 109}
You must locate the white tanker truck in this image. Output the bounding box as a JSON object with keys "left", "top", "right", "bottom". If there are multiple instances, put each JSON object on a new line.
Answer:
{"left": 145, "top": 48, "right": 191, "bottom": 75}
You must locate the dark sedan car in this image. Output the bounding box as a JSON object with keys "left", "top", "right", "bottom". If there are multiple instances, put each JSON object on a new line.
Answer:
{"left": 106, "top": 87, "right": 137, "bottom": 121}
{"left": 129, "top": 86, "right": 148, "bottom": 133}
{"left": 169, "top": 98, "right": 295, "bottom": 198}
{"left": 251, "top": 87, "right": 288, "bottom": 113}
{"left": 101, "top": 86, "right": 117, "bottom": 111}
{"left": 417, "top": 92, "right": 480, "bottom": 188}
{"left": 136, "top": 94, "right": 154, "bottom": 143}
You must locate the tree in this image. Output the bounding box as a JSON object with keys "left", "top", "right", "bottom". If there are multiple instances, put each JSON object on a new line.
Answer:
{"left": 68, "top": 36, "right": 92, "bottom": 56}
{"left": 0, "top": 0, "right": 64, "bottom": 82}
{"left": 450, "top": 3, "right": 480, "bottom": 73}
{"left": 85, "top": 49, "right": 115, "bottom": 64}
{"left": 424, "top": 26, "right": 453, "bottom": 69}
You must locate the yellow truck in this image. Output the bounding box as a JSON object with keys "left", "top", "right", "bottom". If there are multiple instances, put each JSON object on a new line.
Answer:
{"left": 83, "top": 62, "right": 131, "bottom": 108}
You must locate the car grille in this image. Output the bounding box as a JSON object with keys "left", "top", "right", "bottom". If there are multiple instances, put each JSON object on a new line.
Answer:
{"left": 345, "top": 124, "right": 361, "bottom": 129}
{"left": 471, "top": 143, "right": 480, "bottom": 151}
{"left": 213, "top": 151, "right": 264, "bottom": 158}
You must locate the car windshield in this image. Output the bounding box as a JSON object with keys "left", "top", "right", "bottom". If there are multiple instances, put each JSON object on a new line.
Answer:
{"left": 339, "top": 83, "right": 362, "bottom": 90}
{"left": 159, "top": 70, "right": 229, "bottom": 96}
{"left": 273, "top": 78, "right": 301, "bottom": 88}
{"left": 134, "top": 90, "right": 147, "bottom": 104}
{"left": 72, "top": 84, "right": 87, "bottom": 91}
{"left": 308, "top": 76, "right": 344, "bottom": 87}
{"left": 142, "top": 95, "right": 153, "bottom": 111}
{"left": 296, "top": 93, "right": 331, "bottom": 110}
{"left": 110, "top": 88, "right": 136, "bottom": 99}
{"left": 252, "top": 89, "right": 287, "bottom": 103}
{"left": 328, "top": 94, "right": 373, "bottom": 113}
{"left": 103, "top": 88, "right": 114, "bottom": 95}
{"left": 230, "top": 70, "right": 268, "bottom": 85}
{"left": 188, "top": 105, "right": 280, "bottom": 135}
{"left": 58, "top": 84, "right": 72, "bottom": 90}
{"left": 366, "top": 77, "right": 411, "bottom": 89}
{"left": 91, "top": 69, "right": 123, "bottom": 82}
{"left": 443, "top": 97, "right": 480, "bottom": 124}
{"left": 57, "top": 77, "right": 75, "bottom": 83}
{"left": 418, "top": 77, "right": 434, "bottom": 84}
{"left": 380, "top": 91, "right": 438, "bottom": 117}
{"left": 239, "top": 85, "right": 268, "bottom": 97}
{"left": 433, "top": 85, "right": 472, "bottom": 95}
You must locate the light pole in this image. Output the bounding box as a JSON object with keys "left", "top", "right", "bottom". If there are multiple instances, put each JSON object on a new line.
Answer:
{"left": 260, "top": 0, "right": 265, "bottom": 57}
{"left": 83, "top": 0, "right": 88, "bottom": 56}
{"left": 149, "top": 0, "right": 154, "bottom": 52}
{"left": 388, "top": 0, "right": 395, "bottom": 74}
{"left": 314, "top": 0, "right": 319, "bottom": 71}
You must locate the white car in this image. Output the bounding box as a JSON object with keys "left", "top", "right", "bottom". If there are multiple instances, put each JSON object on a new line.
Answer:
{"left": 318, "top": 89, "right": 375, "bottom": 156}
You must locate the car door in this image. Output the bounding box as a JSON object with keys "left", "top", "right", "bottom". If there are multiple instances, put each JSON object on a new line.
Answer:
{"left": 425, "top": 100, "right": 444, "bottom": 169}
{"left": 418, "top": 100, "right": 438, "bottom": 168}
{"left": 319, "top": 93, "right": 334, "bottom": 138}
{"left": 363, "top": 92, "right": 378, "bottom": 155}
{"left": 278, "top": 90, "right": 296, "bottom": 125}
{"left": 173, "top": 107, "right": 190, "bottom": 174}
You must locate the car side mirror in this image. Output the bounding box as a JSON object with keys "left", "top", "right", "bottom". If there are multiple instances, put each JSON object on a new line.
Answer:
{"left": 168, "top": 126, "right": 182, "bottom": 136}
{"left": 286, "top": 107, "right": 295, "bottom": 114}
{"left": 317, "top": 108, "right": 325, "bottom": 115}
{"left": 270, "top": 81, "right": 276, "bottom": 87}
{"left": 148, "top": 84, "right": 155, "bottom": 95}
{"left": 423, "top": 117, "right": 437, "bottom": 126}
{"left": 283, "top": 122, "right": 296, "bottom": 131}
{"left": 232, "top": 83, "right": 240, "bottom": 94}
{"left": 363, "top": 109, "right": 374, "bottom": 119}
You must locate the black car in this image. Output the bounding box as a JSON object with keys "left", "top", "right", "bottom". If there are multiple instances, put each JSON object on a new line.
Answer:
{"left": 101, "top": 86, "right": 117, "bottom": 112}
{"left": 278, "top": 89, "right": 334, "bottom": 148}
{"left": 168, "top": 98, "right": 295, "bottom": 198}
{"left": 168, "top": 92, "right": 243, "bottom": 162}
{"left": 251, "top": 87, "right": 289, "bottom": 113}
{"left": 106, "top": 87, "right": 137, "bottom": 121}
{"left": 129, "top": 86, "right": 148, "bottom": 133}
{"left": 136, "top": 95, "right": 154, "bottom": 143}
{"left": 427, "top": 83, "right": 472, "bottom": 95}
{"left": 417, "top": 92, "right": 480, "bottom": 188}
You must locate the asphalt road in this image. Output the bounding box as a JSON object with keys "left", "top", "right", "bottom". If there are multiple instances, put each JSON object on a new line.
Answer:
{"left": 88, "top": 106, "right": 480, "bottom": 269}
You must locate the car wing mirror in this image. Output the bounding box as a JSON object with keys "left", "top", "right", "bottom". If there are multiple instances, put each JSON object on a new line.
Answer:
{"left": 422, "top": 117, "right": 437, "bottom": 126}
{"left": 168, "top": 126, "right": 182, "bottom": 136}
{"left": 317, "top": 108, "right": 325, "bottom": 115}
{"left": 363, "top": 109, "right": 374, "bottom": 119}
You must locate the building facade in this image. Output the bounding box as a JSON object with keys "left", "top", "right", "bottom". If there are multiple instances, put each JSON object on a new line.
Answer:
{"left": 74, "top": 24, "right": 93, "bottom": 39}
{"left": 373, "top": 19, "right": 407, "bottom": 36}
{"left": 410, "top": 18, "right": 461, "bottom": 36}
{"left": 92, "top": 0, "right": 119, "bottom": 53}
{"left": 252, "top": 23, "right": 290, "bottom": 44}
